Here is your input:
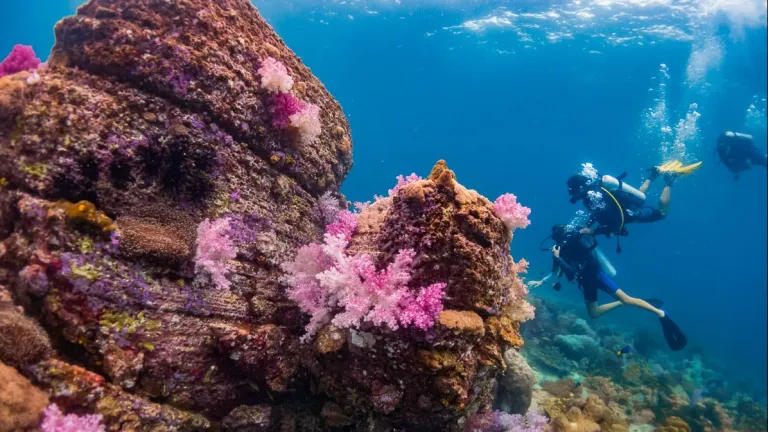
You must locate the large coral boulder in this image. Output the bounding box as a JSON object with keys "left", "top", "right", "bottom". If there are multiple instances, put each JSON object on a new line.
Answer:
{"left": 0, "top": 0, "right": 350, "bottom": 427}
{"left": 0, "top": 1, "right": 535, "bottom": 430}
{"left": 496, "top": 348, "right": 536, "bottom": 415}
{"left": 303, "top": 161, "right": 533, "bottom": 430}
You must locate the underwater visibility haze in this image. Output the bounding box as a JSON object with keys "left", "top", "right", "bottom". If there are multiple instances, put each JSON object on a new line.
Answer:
{"left": 0, "top": 0, "right": 766, "bottom": 430}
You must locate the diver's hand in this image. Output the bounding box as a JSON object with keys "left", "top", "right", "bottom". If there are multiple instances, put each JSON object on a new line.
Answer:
{"left": 552, "top": 246, "right": 560, "bottom": 258}
{"left": 580, "top": 227, "right": 593, "bottom": 235}
{"left": 527, "top": 280, "right": 543, "bottom": 288}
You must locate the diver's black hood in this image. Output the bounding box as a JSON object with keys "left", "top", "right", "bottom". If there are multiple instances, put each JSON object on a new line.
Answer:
{"left": 567, "top": 174, "right": 589, "bottom": 204}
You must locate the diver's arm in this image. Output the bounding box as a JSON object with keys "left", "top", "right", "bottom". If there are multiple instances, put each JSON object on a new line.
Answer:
{"left": 553, "top": 256, "right": 577, "bottom": 280}
{"left": 527, "top": 272, "right": 554, "bottom": 288}
{"left": 592, "top": 225, "right": 613, "bottom": 236}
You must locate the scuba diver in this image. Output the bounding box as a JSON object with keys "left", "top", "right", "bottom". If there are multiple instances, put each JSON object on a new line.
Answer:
{"left": 566, "top": 160, "right": 702, "bottom": 252}
{"left": 715, "top": 131, "right": 766, "bottom": 179}
{"left": 527, "top": 224, "right": 687, "bottom": 351}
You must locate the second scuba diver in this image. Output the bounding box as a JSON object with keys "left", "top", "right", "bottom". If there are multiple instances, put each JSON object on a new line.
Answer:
{"left": 566, "top": 159, "right": 702, "bottom": 252}
{"left": 715, "top": 131, "right": 766, "bottom": 179}
{"left": 527, "top": 224, "right": 687, "bottom": 351}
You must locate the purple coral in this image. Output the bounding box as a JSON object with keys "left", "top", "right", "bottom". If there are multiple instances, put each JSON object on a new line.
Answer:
{"left": 0, "top": 44, "right": 41, "bottom": 78}
{"left": 282, "top": 211, "right": 446, "bottom": 339}
{"left": 40, "top": 404, "right": 105, "bottom": 432}
{"left": 388, "top": 173, "right": 422, "bottom": 197}
{"left": 464, "top": 410, "right": 548, "bottom": 432}
{"left": 317, "top": 192, "right": 342, "bottom": 226}
{"left": 258, "top": 57, "right": 294, "bottom": 93}
{"left": 194, "top": 218, "right": 237, "bottom": 290}
{"left": 493, "top": 193, "right": 531, "bottom": 233}
{"left": 269, "top": 92, "right": 305, "bottom": 129}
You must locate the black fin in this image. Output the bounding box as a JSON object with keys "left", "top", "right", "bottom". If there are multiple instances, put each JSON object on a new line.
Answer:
{"left": 617, "top": 172, "right": 628, "bottom": 181}
{"left": 660, "top": 315, "right": 687, "bottom": 351}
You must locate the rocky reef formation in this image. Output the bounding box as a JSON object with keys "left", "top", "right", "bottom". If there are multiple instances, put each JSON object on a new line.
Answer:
{"left": 521, "top": 297, "right": 768, "bottom": 432}
{"left": 298, "top": 161, "right": 533, "bottom": 430}
{"left": 0, "top": 0, "right": 537, "bottom": 430}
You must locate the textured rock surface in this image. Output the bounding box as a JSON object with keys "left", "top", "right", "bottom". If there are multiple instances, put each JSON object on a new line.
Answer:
{"left": 0, "top": 0, "right": 349, "bottom": 427}
{"left": 306, "top": 161, "right": 530, "bottom": 430}
{"left": 0, "top": 0, "right": 535, "bottom": 430}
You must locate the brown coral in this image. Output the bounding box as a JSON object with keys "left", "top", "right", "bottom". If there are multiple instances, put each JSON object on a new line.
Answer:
{"left": 0, "top": 361, "right": 49, "bottom": 432}
{"left": 0, "top": 287, "right": 52, "bottom": 368}
{"left": 549, "top": 394, "right": 629, "bottom": 432}
{"left": 659, "top": 416, "right": 692, "bottom": 432}
{"left": 542, "top": 379, "right": 581, "bottom": 399}
{"left": 115, "top": 207, "right": 196, "bottom": 263}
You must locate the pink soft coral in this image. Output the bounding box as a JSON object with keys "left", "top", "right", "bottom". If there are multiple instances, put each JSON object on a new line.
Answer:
{"left": 290, "top": 103, "right": 322, "bottom": 145}
{"left": 0, "top": 45, "right": 41, "bottom": 78}
{"left": 507, "top": 258, "right": 535, "bottom": 322}
{"left": 493, "top": 193, "right": 531, "bottom": 233}
{"left": 282, "top": 212, "right": 446, "bottom": 339}
{"left": 388, "top": 173, "right": 422, "bottom": 197}
{"left": 194, "top": 218, "right": 237, "bottom": 290}
{"left": 325, "top": 209, "right": 358, "bottom": 241}
{"left": 258, "top": 57, "right": 293, "bottom": 93}
{"left": 40, "top": 404, "right": 105, "bottom": 432}
{"left": 270, "top": 92, "right": 306, "bottom": 129}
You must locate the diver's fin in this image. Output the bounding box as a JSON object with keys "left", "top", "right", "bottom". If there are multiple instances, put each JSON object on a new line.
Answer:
{"left": 675, "top": 161, "right": 703, "bottom": 176}
{"left": 645, "top": 298, "right": 664, "bottom": 308}
{"left": 656, "top": 160, "right": 702, "bottom": 177}
{"left": 660, "top": 315, "right": 687, "bottom": 351}
{"left": 656, "top": 160, "right": 683, "bottom": 173}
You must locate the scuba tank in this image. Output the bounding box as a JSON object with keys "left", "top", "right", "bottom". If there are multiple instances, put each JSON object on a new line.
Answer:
{"left": 593, "top": 245, "right": 617, "bottom": 277}
{"left": 600, "top": 175, "right": 645, "bottom": 207}
{"left": 577, "top": 234, "right": 618, "bottom": 278}
{"left": 722, "top": 131, "right": 754, "bottom": 142}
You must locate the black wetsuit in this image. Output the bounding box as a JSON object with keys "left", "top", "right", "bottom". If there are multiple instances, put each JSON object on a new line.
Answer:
{"left": 717, "top": 132, "right": 767, "bottom": 175}
{"left": 553, "top": 235, "right": 620, "bottom": 303}
{"left": 582, "top": 187, "right": 663, "bottom": 238}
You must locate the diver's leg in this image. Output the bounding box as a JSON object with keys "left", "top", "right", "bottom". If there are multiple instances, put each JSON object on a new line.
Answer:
{"left": 587, "top": 300, "right": 624, "bottom": 318}
{"left": 584, "top": 277, "right": 622, "bottom": 318}
{"left": 749, "top": 145, "right": 767, "bottom": 168}
{"left": 614, "top": 289, "right": 665, "bottom": 317}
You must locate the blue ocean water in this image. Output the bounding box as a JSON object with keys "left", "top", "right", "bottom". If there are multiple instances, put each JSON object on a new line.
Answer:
{"left": 4, "top": 0, "right": 766, "bottom": 402}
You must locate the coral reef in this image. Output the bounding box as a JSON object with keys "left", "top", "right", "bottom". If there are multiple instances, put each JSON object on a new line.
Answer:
{"left": 0, "top": 1, "right": 536, "bottom": 429}
{"left": 519, "top": 295, "right": 767, "bottom": 432}
{"left": 293, "top": 161, "right": 535, "bottom": 429}
{"left": 464, "top": 409, "right": 549, "bottom": 432}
